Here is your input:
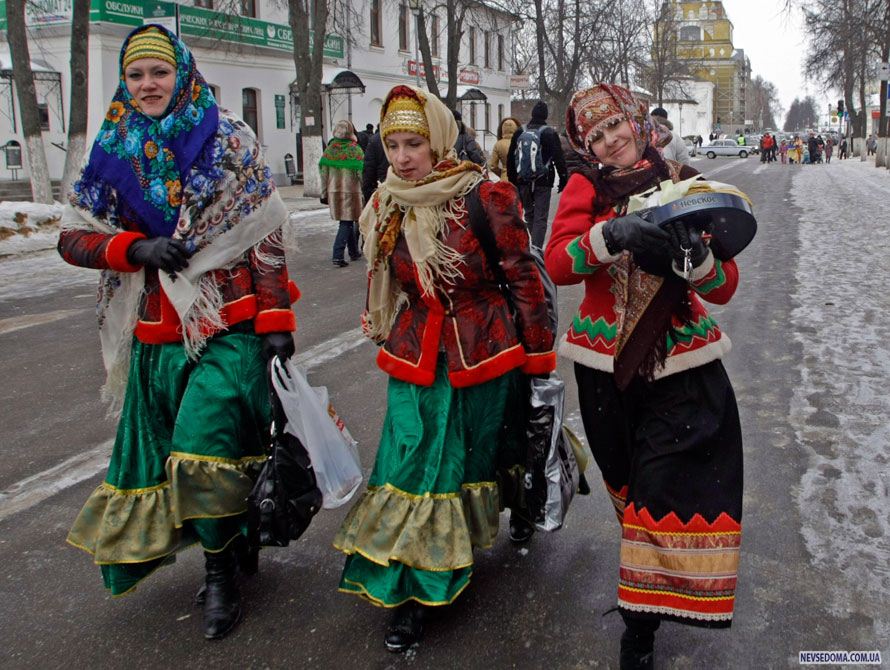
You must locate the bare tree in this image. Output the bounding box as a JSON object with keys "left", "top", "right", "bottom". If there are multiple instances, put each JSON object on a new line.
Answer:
{"left": 747, "top": 76, "right": 781, "bottom": 130}
{"left": 289, "top": 0, "right": 329, "bottom": 197}
{"left": 61, "top": 0, "right": 90, "bottom": 197}
{"left": 644, "top": 0, "right": 702, "bottom": 107}
{"left": 6, "top": 0, "right": 53, "bottom": 203}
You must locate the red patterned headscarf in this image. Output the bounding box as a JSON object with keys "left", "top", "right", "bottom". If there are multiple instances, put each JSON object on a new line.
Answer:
{"left": 565, "top": 83, "right": 676, "bottom": 210}
{"left": 566, "top": 83, "right": 671, "bottom": 163}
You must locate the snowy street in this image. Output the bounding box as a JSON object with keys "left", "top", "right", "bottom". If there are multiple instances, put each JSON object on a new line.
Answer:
{"left": 1, "top": 158, "right": 889, "bottom": 666}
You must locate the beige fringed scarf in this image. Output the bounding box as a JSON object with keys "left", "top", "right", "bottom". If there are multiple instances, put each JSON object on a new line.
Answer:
{"left": 360, "top": 86, "right": 484, "bottom": 341}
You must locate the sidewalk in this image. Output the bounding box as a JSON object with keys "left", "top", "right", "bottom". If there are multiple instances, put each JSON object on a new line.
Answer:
{"left": 278, "top": 183, "right": 327, "bottom": 212}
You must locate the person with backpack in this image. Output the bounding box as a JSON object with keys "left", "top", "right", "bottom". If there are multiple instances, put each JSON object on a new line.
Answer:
{"left": 451, "top": 109, "right": 485, "bottom": 165}
{"left": 507, "top": 100, "right": 568, "bottom": 250}
{"left": 335, "top": 84, "right": 556, "bottom": 653}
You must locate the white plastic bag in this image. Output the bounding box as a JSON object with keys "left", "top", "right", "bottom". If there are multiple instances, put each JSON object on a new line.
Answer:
{"left": 270, "top": 358, "right": 362, "bottom": 509}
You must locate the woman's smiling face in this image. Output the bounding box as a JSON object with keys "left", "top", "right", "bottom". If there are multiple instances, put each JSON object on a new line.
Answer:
{"left": 590, "top": 120, "right": 640, "bottom": 169}
{"left": 124, "top": 58, "right": 175, "bottom": 118}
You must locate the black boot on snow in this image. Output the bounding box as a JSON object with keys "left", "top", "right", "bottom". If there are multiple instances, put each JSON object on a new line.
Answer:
{"left": 202, "top": 548, "right": 242, "bottom": 640}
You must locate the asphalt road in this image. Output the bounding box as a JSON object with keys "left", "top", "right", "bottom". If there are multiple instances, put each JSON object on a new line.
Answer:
{"left": 1, "top": 156, "right": 887, "bottom": 668}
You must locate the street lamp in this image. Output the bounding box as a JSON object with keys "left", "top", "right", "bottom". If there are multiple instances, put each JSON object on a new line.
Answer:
{"left": 408, "top": 0, "right": 422, "bottom": 88}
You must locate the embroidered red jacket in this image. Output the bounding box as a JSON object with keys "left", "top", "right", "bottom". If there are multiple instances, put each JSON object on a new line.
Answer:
{"left": 58, "top": 227, "right": 297, "bottom": 343}
{"left": 376, "top": 180, "right": 556, "bottom": 387}
{"left": 544, "top": 173, "right": 739, "bottom": 378}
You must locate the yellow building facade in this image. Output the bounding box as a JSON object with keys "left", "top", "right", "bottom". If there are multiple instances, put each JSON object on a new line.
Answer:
{"left": 672, "top": 0, "right": 751, "bottom": 133}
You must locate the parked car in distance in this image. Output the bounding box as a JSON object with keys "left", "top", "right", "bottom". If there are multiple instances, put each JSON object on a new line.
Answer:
{"left": 684, "top": 138, "right": 697, "bottom": 157}
{"left": 704, "top": 140, "right": 751, "bottom": 159}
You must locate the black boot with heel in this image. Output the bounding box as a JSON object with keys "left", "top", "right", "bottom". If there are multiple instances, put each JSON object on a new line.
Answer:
{"left": 202, "top": 547, "right": 242, "bottom": 640}
{"left": 619, "top": 614, "right": 660, "bottom": 669}
{"left": 384, "top": 601, "right": 426, "bottom": 652}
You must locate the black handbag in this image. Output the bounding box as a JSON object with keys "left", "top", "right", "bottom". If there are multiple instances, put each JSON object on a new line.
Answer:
{"left": 247, "top": 363, "right": 323, "bottom": 548}
{"left": 465, "top": 186, "right": 588, "bottom": 530}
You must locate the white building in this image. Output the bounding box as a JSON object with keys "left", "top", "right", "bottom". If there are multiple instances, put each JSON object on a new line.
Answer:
{"left": 0, "top": 0, "right": 516, "bottom": 187}
{"left": 657, "top": 79, "right": 715, "bottom": 142}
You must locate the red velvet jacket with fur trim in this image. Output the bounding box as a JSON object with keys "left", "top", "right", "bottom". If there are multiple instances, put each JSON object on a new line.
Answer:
{"left": 374, "top": 180, "right": 557, "bottom": 387}
{"left": 58, "top": 227, "right": 298, "bottom": 343}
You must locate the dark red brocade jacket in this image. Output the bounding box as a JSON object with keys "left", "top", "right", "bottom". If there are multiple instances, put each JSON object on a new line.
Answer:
{"left": 58, "top": 225, "right": 298, "bottom": 343}
{"left": 375, "top": 180, "right": 556, "bottom": 388}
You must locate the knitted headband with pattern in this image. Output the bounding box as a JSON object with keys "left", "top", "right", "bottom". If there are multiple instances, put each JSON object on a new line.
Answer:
{"left": 122, "top": 27, "right": 177, "bottom": 69}
{"left": 380, "top": 86, "right": 430, "bottom": 140}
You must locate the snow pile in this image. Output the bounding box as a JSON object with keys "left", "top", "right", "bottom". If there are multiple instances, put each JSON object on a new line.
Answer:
{"left": 0, "top": 201, "right": 63, "bottom": 256}
{"left": 790, "top": 159, "right": 890, "bottom": 624}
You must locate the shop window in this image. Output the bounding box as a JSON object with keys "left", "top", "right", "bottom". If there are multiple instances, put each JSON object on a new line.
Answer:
{"left": 242, "top": 88, "right": 259, "bottom": 138}
{"left": 483, "top": 31, "right": 490, "bottom": 69}
{"left": 468, "top": 27, "right": 476, "bottom": 64}
{"left": 399, "top": 3, "right": 409, "bottom": 52}
{"left": 370, "top": 0, "right": 382, "bottom": 46}
{"left": 431, "top": 14, "right": 439, "bottom": 57}
{"left": 240, "top": 0, "right": 256, "bottom": 17}
{"left": 37, "top": 103, "right": 50, "bottom": 131}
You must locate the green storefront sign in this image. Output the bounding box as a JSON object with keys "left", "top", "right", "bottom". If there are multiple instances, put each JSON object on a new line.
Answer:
{"left": 0, "top": 0, "right": 344, "bottom": 59}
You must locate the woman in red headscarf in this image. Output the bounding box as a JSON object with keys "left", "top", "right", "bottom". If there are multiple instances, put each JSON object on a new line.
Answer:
{"left": 545, "top": 84, "right": 745, "bottom": 669}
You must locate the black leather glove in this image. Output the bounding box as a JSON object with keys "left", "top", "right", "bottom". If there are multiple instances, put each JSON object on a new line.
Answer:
{"left": 261, "top": 332, "right": 295, "bottom": 362}
{"left": 665, "top": 220, "right": 709, "bottom": 270}
{"left": 320, "top": 196, "right": 329, "bottom": 205}
{"left": 601, "top": 213, "right": 671, "bottom": 257}
{"left": 127, "top": 238, "right": 191, "bottom": 273}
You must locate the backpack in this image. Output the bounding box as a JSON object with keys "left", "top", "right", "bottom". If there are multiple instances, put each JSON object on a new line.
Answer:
{"left": 514, "top": 125, "right": 550, "bottom": 184}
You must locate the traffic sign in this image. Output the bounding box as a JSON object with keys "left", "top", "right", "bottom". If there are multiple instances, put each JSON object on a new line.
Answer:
{"left": 879, "top": 62, "right": 890, "bottom": 81}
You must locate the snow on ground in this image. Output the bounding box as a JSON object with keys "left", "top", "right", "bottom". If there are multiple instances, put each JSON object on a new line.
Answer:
{"left": 790, "top": 159, "right": 890, "bottom": 627}
{"left": 0, "top": 201, "right": 64, "bottom": 257}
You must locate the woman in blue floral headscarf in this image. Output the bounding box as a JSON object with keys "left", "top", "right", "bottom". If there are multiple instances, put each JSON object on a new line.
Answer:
{"left": 58, "top": 24, "right": 299, "bottom": 640}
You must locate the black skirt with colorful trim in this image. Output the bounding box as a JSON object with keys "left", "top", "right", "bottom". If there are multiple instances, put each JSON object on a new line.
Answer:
{"left": 575, "top": 359, "right": 743, "bottom": 627}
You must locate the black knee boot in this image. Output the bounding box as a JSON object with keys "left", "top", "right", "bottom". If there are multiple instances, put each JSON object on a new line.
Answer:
{"left": 195, "top": 536, "right": 258, "bottom": 606}
{"left": 203, "top": 547, "right": 242, "bottom": 640}
{"left": 619, "top": 614, "right": 660, "bottom": 670}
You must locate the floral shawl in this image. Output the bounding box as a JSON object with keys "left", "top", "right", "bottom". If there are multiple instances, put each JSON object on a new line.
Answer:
{"left": 63, "top": 26, "right": 288, "bottom": 412}
{"left": 319, "top": 138, "right": 364, "bottom": 173}
{"left": 73, "top": 24, "right": 218, "bottom": 237}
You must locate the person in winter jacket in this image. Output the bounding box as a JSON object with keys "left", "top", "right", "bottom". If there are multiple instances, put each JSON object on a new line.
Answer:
{"left": 451, "top": 109, "right": 485, "bottom": 165}
{"left": 361, "top": 127, "right": 390, "bottom": 203}
{"left": 506, "top": 100, "right": 568, "bottom": 249}
{"left": 546, "top": 83, "right": 747, "bottom": 669}
{"left": 319, "top": 119, "right": 364, "bottom": 266}
{"left": 488, "top": 116, "right": 522, "bottom": 181}
{"left": 335, "top": 84, "right": 555, "bottom": 654}
{"left": 649, "top": 107, "right": 690, "bottom": 166}
{"left": 59, "top": 24, "right": 299, "bottom": 641}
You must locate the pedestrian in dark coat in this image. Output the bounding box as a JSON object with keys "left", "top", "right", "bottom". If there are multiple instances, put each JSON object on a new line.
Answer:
{"left": 506, "top": 100, "right": 568, "bottom": 249}
{"left": 361, "top": 129, "right": 390, "bottom": 203}
{"left": 451, "top": 109, "right": 485, "bottom": 165}
{"left": 356, "top": 123, "right": 374, "bottom": 151}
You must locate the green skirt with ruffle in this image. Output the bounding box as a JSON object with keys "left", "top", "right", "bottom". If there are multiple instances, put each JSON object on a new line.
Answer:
{"left": 67, "top": 327, "right": 269, "bottom": 595}
{"left": 334, "top": 358, "right": 524, "bottom": 607}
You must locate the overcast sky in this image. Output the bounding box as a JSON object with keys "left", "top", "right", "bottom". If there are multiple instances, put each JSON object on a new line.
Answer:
{"left": 720, "top": 0, "right": 834, "bottom": 120}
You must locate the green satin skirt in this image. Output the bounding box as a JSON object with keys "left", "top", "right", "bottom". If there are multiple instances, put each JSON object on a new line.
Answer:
{"left": 335, "top": 359, "right": 524, "bottom": 607}
{"left": 67, "top": 328, "right": 269, "bottom": 595}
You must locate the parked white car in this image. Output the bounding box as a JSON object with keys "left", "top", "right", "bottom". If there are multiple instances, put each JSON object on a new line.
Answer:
{"left": 703, "top": 140, "right": 751, "bottom": 159}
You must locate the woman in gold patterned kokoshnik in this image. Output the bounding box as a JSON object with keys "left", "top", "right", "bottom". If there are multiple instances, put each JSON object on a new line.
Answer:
{"left": 333, "top": 85, "right": 557, "bottom": 652}
{"left": 59, "top": 24, "right": 299, "bottom": 640}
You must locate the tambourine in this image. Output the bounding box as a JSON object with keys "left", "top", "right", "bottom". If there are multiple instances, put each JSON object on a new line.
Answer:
{"left": 637, "top": 191, "right": 757, "bottom": 260}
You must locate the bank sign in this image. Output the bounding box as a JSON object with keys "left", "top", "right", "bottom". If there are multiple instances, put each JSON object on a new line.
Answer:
{"left": 0, "top": 0, "right": 345, "bottom": 59}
